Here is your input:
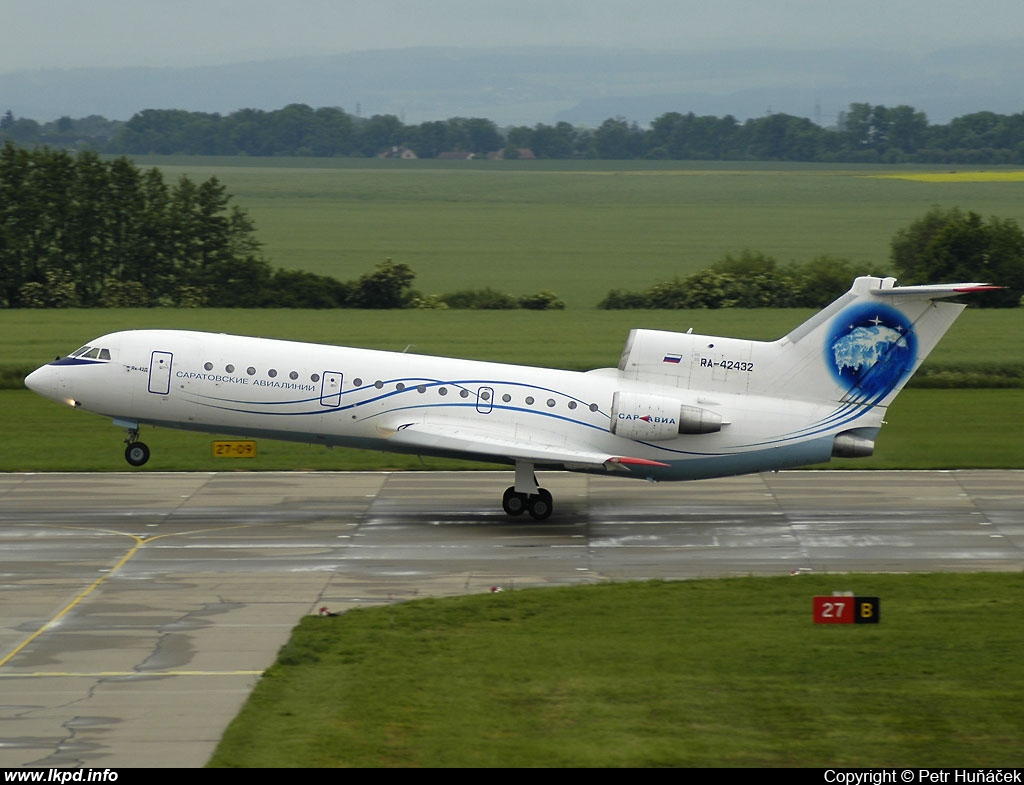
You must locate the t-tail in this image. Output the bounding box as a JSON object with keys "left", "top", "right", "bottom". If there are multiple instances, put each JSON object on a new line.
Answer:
{"left": 617, "top": 275, "right": 996, "bottom": 464}
{"left": 775, "top": 276, "right": 996, "bottom": 402}
{"left": 766, "top": 275, "right": 997, "bottom": 456}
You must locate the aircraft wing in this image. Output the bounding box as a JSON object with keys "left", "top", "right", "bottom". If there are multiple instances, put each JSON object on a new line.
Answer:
{"left": 384, "top": 421, "right": 669, "bottom": 473}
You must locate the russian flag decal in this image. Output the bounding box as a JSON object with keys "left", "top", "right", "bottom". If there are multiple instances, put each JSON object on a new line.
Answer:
{"left": 662, "top": 354, "right": 682, "bottom": 364}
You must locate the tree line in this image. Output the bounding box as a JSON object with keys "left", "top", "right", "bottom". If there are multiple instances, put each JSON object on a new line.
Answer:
{"left": 599, "top": 211, "right": 1024, "bottom": 310}
{"left": 0, "top": 142, "right": 252, "bottom": 308}
{"left": 0, "top": 142, "right": 408, "bottom": 309}
{"left": 6, "top": 102, "right": 1024, "bottom": 163}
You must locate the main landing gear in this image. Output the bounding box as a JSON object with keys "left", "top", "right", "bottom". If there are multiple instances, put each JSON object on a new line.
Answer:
{"left": 124, "top": 427, "right": 151, "bottom": 467}
{"left": 501, "top": 461, "right": 553, "bottom": 521}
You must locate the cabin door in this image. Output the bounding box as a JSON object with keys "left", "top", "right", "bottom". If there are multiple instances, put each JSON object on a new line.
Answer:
{"left": 320, "top": 371, "right": 343, "bottom": 407}
{"left": 475, "top": 386, "right": 494, "bottom": 414}
{"left": 148, "top": 351, "right": 173, "bottom": 395}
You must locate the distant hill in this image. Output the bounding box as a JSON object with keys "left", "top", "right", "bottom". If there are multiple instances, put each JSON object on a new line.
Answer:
{"left": 2, "top": 45, "right": 1023, "bottom": 127}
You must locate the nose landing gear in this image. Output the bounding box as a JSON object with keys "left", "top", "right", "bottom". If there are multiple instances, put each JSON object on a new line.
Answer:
{"left": 123, "top": 427, "right": 150, "bottom": 467}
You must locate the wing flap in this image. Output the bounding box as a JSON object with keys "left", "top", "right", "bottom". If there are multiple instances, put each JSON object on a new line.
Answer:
{"left": 386, "top": 422, "right": 668, "bottom": 472}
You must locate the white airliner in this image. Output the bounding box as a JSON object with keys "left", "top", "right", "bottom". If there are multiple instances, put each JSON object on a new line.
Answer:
{"left": 25, "top": 276, "right": 994, "bottom": 520}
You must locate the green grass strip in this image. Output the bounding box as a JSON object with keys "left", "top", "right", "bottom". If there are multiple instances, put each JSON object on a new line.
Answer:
{"left": 208, "top": 574, "right": 1024, "bottom": 767}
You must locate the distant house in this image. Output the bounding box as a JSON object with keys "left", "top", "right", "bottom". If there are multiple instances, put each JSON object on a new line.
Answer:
{"left": 438, "top": 151, "right": 475, "bottom": 160}
{"left": 378, "top": 146, "right": 418, "bottom": 159}
{"left": 488, "top": 148, "right": 536, "bottom": 160}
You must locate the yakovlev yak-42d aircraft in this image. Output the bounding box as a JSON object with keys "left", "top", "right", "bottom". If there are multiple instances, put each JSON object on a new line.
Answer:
{"left": 26, "top": 276, "right": 995, "bottom": 520}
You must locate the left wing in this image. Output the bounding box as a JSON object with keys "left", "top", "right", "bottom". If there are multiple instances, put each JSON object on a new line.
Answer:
{"left": 384, "top": 421, "right": 669, "bottom": 472}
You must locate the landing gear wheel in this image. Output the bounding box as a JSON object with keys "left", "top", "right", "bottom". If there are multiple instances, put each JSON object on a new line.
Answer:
{"left": 502, "top": 486, "right": 527, "bottom": 516}
{"left": 125, "top": 441, "right": 150, "bottom": 467}
{"left": 527, "top": 488, "right": 553, "bottom": 521}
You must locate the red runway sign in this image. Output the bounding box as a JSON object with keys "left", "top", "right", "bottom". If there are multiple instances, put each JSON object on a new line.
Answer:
{"left": 813, "top": 596, "right": 880, "bottom": 624}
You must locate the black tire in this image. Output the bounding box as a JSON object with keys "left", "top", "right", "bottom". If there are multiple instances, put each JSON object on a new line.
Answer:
{"left": 527, "top": 488, "right": 553, "bottom": 521}
{"left": 125, "top": 442, "right": 150, "bottom": 467}
{"left": 502, "top": 486, "right": 527, "bottom": 516}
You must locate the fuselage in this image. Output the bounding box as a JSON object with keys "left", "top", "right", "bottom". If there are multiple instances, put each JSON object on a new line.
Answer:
{"left": 24, "top": 328, "right": 851, "bottom": 481}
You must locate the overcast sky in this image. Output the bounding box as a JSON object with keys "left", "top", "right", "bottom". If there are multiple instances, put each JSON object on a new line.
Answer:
{"left": 5, "top": 0, "right": 1023, "bottom": 74}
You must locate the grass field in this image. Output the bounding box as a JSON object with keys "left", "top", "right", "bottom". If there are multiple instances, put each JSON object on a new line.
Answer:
{"left": 872, "top": 171, "right": 1024, "bottom": 182}
{"left": 130, "top": 158, "right": 1024, "bottom": 309}
{"left": 207, "top": 574, "right": 1024, "bottom": 767}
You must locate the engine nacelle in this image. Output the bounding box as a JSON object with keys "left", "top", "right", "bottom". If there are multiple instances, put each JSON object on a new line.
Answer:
{"left": 610, "top": 391, "right": 723, "bottom": 441}
{"left": 832, "top": 430, "right": 876, "bottom": 458}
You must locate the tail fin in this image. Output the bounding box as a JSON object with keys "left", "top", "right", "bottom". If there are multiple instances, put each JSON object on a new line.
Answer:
{"left": 616, "top": 275, "right": 994, "bottom": 409}
{"left": 613, "top": 276, "right": 994, "bottom": 462}
{"left": 773, "top": 276, "right": 997, "bottom": 408}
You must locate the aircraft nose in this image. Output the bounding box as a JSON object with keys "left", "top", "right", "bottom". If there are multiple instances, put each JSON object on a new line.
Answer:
{"left": 24, "top": 366, "right": 46, "bottom": 393}
{"left": 24, "top": 364, "right": 64, "bottom": 402}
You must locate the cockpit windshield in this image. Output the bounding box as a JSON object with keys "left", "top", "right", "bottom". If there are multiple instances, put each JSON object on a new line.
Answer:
{"left": 68, "top": 345, "right": 111, "bottom": 361}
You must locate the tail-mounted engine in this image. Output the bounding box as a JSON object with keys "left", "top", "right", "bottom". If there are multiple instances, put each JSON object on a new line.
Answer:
{"left": 831, "top": 429, "right": 877, "bottom": 458}
{"left": 609, "top": 391, "right": 723, "bottom": 441}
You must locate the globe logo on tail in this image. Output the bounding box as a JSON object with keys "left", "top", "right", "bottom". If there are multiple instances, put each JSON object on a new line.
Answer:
{"left": 826, "top": 303, "right": 917, "bottom": 401}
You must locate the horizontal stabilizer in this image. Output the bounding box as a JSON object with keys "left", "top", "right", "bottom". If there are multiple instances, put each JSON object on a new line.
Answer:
{"left": 870, "top": 282, "right": 1000, "bottom": 299}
